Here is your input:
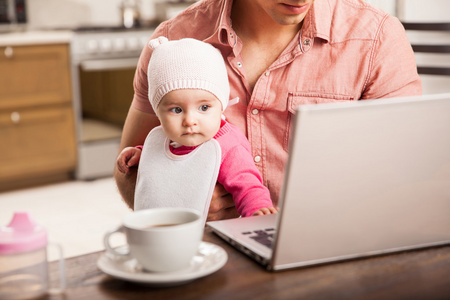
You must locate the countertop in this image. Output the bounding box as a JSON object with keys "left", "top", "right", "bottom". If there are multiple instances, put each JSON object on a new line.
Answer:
{"left": 0, "top": 30, "right": 73, "bottom": 47}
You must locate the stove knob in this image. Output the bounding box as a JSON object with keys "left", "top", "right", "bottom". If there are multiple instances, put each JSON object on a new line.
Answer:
{"left": 113, "top": 38, "right": 126, "bottom": 52}
{"left": 86, "top": 40, "right": 99, "bottom": 53}
{"left": 100, "top": 39, "right": 112, "bottom": 52}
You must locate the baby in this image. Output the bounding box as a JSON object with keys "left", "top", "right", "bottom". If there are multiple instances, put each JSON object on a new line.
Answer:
{"left": 117, "top": 37, "right": 277, "bottom": 218}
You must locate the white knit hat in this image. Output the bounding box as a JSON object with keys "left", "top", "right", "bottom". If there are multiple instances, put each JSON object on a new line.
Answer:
{"left": 147, "top": 37, "right": 230, "bottom": 113}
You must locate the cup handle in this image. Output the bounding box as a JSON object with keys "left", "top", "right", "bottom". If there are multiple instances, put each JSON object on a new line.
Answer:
{"left": 47, "top": 242, "right": 66, "bottom": 295}
{"left": 104, "top": 225, "right": 130, "bottom": 257}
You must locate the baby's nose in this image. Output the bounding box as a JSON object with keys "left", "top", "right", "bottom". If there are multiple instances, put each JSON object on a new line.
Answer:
{"left": 183, "top": 112, "right": 197, "bottom": 126}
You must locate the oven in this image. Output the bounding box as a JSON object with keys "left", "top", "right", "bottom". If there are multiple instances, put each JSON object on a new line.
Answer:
{"left": 70, "top": 27, "right": 154, "bottom": 180}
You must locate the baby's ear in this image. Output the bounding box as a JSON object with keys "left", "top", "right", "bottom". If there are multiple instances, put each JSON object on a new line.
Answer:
{"left": 148, "top": 36, "right": 169, "bottom": 49}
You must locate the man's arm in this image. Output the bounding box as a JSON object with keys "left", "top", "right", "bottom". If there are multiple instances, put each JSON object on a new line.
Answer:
{"left": 208, "top": 183, "right": 240, "bottom": 221}
{"left": 114, "top": 107, "right": 160, "bottom": 209}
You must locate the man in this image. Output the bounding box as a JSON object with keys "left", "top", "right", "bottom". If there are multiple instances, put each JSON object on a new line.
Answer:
{"left": 115, "top": 0, "right": 422, "bottom": 220}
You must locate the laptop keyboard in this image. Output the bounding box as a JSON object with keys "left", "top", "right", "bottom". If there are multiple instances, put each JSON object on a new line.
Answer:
{"left": 242, "top": 228, "right": 276, "bottom": 248}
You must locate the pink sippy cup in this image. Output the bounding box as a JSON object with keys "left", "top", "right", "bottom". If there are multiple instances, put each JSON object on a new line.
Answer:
{"left": 0, "top": 212, "right": 66, "bottom": 299}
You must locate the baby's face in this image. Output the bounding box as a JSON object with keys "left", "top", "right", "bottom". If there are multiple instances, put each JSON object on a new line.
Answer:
{"left": 157, "top": 89, "right": 223, "bottom": 147}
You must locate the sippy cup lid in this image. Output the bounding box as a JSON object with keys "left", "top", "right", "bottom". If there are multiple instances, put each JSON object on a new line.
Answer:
{"left": 0, "top": 212, "right": 48, "bottom": 255}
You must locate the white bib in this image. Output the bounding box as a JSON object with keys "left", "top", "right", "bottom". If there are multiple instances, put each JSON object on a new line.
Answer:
{"left": 134, "top": 126, "right": 221, "bottom": 223}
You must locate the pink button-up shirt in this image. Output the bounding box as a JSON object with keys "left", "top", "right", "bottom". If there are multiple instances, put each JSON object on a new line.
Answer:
{"left": 132, "top": 0, "right": 422, "bottom": 204}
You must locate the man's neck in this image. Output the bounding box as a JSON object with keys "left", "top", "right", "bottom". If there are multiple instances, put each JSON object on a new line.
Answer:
{"left": 230, "top": 0, "right": 305, "bottom": 90}
{"left": 231, "top": 0, "right": 303, "bottom": 46}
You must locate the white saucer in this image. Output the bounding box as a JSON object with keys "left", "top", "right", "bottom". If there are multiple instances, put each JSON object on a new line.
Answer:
{"left": 97, "top": 242, "right": 228, "bottom": 287}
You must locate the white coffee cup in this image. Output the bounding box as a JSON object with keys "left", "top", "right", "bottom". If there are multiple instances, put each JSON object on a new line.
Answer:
{"left": 104, "top": 207, "right": 203, "bottom": 272}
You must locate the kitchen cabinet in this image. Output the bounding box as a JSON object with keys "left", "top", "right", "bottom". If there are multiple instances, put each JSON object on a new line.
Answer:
{"left": 0, "top": 43, "right": 77, "bottom": 190}
{"left": 79, "top": 68, "right": 135, "bottom": 126}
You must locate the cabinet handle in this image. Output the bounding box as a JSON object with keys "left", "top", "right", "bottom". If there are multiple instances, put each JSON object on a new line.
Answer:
{"left": 4, "top": 46, "right": 14, "bottom": 58}
{"left": 11, "top": 112, "right": 21, "bottom": 124}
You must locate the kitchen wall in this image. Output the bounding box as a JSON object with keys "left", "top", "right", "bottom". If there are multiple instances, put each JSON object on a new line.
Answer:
{"left": 396, "top": 0, "right": 450, "bottom": 22}
{"left": 26, "top": 0, "right": 156, "bottom": 29}
{"left": 366, "top": 0, "right": 450, "bottom": 21}
{"left": 366, "top": 0, "right": 450, "bottom": 95}
{"left": 365, "top": 0, "right": 396, "bottom": 15}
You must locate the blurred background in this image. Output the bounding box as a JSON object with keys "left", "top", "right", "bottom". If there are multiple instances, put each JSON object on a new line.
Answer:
{"left": 0, "top": 0, "right": 449, "bottom": 260}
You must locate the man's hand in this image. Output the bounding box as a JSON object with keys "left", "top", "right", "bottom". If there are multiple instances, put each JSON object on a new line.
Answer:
{"left": 207, "top": 183, "right": 239, "bottom": 221}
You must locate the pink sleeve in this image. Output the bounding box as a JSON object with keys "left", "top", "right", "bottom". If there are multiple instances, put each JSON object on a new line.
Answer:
{"left": 217, "top": 144, "right": 273, "bottom": 217}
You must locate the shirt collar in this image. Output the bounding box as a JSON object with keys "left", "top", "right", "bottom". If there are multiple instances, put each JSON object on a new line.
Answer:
{"left": 203, "top": 0, "right": 236, "bottom": 47}
{"left": 304, "top": 0, "right": 331, "bottom": 43}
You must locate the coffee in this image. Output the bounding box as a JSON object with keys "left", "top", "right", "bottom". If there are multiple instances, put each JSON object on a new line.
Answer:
{"left": 143, "top": 223, "right": 178, "bottom": 229}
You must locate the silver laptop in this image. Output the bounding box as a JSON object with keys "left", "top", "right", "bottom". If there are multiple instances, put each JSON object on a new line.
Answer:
{"left": 207, "top": 93, "right": 450, "bottom": 271}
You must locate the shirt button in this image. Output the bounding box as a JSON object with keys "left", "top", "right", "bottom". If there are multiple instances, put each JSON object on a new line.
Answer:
{"left": 254, "top": 156, "right": 261, "bottom": 163}
{"left": 237, "top": 62, "right": 242, "bottom": 68}
{"left": 303, "top": 39, "right": 311, "bottom": 46}
{"left": 252, "top": 109, "right": 259, "bottom": 115}
{"left": 265, "top": 71, "right": 270, "bottom": 76}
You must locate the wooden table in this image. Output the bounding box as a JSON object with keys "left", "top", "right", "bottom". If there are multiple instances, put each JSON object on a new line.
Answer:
{"left": 46, "top": 228, "right": 450, "bottom": 300}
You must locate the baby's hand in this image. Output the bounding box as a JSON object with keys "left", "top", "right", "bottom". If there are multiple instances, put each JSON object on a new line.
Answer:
{"left": 116, "top": 147, "right": 142, "bottom": 174}
{"left": 252, "top": 207, "right": 279, "bottom": 216}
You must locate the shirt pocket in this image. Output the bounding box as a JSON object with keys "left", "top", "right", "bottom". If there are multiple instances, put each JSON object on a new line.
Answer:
{"left": 284, "top": 92, "right": 355, "bottom": 151}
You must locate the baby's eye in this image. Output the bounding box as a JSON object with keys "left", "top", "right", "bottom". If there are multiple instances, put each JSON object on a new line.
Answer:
{"left": 170, "top": 107, "right": 182, "bottom": 114}
{"left": 199, "top": 105, "right": 210, "bottom": 112}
